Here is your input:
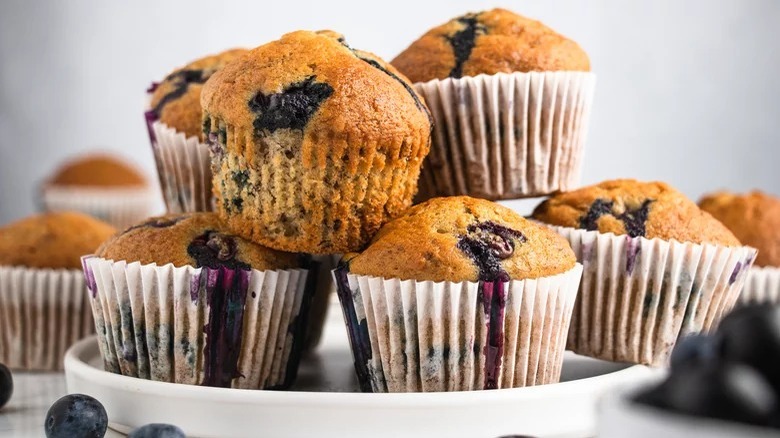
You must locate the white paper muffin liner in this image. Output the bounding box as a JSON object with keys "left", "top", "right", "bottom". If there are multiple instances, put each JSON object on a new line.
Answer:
{"left": 740, "top": 266, "right": 780, "bottom": 304}
{"left": 304, "top": 254, "right": 340, "bottom": 351}
{"left": 42, "top": 186, "right": 157, "bottom": 230}
{"left": 334, "top": 264, "right": 583, "bottom": 392}
{"left": 414, "top": 71, "right": 596, "bottom": 200}
{"left": 147, "top": 119, "right": 213, "bottom": 213}
{"left": 0, "top": 266, "right": 93, "bottom": 371}
{"left": 551, "top": 226, "right": 757, "bottom": 367}
{"left": 82, "top": 256, "right": 313, "bottom": 389}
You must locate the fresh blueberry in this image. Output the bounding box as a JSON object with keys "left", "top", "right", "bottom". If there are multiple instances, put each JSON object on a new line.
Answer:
{"left": 0, "top": 363, "right": 12, "bottom": 410}
{"left": 128, "top": 423, "right": 185, "bottom": 438}
{"left": 670, "top": 334, "right": 717, "bottom": 370}
{"left": 635, "top": 362, "right": 777, "bottom": 427}
{"left": 716, "top": 303, "right": 780, "bottom": 395}
{"left": 45, "top": 394, "right": 108, "bottom": 438}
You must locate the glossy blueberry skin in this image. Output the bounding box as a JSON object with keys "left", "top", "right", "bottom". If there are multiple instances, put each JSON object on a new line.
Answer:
{"left": 45, "top": 394, "right": 108, "bottom": 438}
{"left": 670, "top": 334, "right": 717, "bottom": 370}
{"left": 128, "top": 423, "right": 186, "bottom": 438}
{"left": 0, "top": 363, "right": 12, "bottom": 409}
{"left": 716, "top": 303, "right": 780, "bottom": 395}
{"left": 635, "top": 362, "right": 778, "bottom": 427}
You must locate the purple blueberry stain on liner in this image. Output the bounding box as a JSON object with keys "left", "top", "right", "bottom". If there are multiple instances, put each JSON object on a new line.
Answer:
{"left": 200, "top": 267, "right": 250, "bottom": 388}
{"left": 334, "top": 263, "right": 374, "bottom": 392}
{"left": 481, "top": 279, "right": 507, "bottom": 390}
{"left": 625, "top": 235, "right": 642, "bottom": 275}
{"left": 729, "top": 261, "right": 743, "bottom": 285}
{"left": 189, "top": 272, "right": 201, "bottom": 302}
{"left": 81, "top": 256, "right": 98, "bottom": 298}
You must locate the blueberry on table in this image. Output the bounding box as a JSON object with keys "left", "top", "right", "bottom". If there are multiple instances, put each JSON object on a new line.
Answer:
{"left": 670, "top": 333, "right": 717, "bottom": 370}
{"left": 636, "top": 362, "right": 777, "bottom": 427}
{"left": 0, "top": 363, "right": 12, "bottom": 409}
{"left": 716, "top": 303, "right": 780, "bottom": 394}
{"left": 129, "top": 423, "right": 186, "bottom": 438}
{"left": 45, "top": 394, "right": 108, "bottom": 438}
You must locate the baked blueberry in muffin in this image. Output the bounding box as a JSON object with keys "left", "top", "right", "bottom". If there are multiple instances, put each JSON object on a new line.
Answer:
{"left": 336, "top": 196, "right": 581, "bottom": 392}
{"left": 699, "top": 191, "right": 780, "bottom": 268}
{"left": 392, "top": 8, "right": 590, "bottom": 83}
{"left": 532, "top": 179, "right": 740, "bottom": 246}
{"left": 148, "top": 49, "right": 247, "bottom": 140}
{"left": 201, "top": 30, "right": 432, "bottom": 254}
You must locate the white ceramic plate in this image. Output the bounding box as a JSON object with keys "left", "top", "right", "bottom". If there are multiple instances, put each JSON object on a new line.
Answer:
{"left": 65, "top": 306, "right": 654, "bottom": 438}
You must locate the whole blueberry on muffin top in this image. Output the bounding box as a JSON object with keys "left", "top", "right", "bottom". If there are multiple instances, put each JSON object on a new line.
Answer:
{"left": 343, "top": 196, "right": 576, "bottom": 282}
{"left": 391, "top": 8, "right": 590, "bottom": 83}
{"left": 532, "top": 179, "right": 741, "bottom": 246}
{"left": 699, "top": 191, "right": 780, "bottom": 267}
{"left": 96, "top": 213, "right": 300, "bottom": 270}
{"left": 201, "top": 30, "right": 432, "bottom": 254}
{"left": 0, "top": 212, "right": 116, "bottom": 270}
{"left": 149, "top": 48, "right": 247, "bottom": 140}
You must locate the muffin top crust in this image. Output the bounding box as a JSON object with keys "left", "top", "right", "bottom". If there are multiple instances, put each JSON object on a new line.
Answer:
{"left": 0, "top": 212, "right": 116, "bottom": 269}
{"left": 699, "top": 191, "right": 780, "bottom": 267}
{"left": 149, "top": 48, "right": 247, "bottom": 139}
{"left": 532, "top": 179, "right": 741, "bottom": 247}
{"left": 47, "top": 154, "right": 146, "bottom": 187}
{"left": 344, "top": 196, "right": 576, "bottom": 282}
{"left": 201, "top": 30, "right": 432, "bottom": 146}
{"left": 97, "top": 213, "right": 300, "bottom": 270}
{"left": 391, "top": 8, "right": 590, "bottom": 83}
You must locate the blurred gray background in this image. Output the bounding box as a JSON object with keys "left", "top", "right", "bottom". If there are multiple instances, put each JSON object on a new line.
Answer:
{"left": 0, "top": 0, "right": 778, "bottom": 224}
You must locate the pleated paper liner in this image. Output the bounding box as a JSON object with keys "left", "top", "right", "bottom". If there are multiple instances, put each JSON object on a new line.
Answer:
{"left": 551, "top": 226, "right": 757, "bottom": 367}
{"left": 0, "top": 266, "right": 93, "bottom": 371}
{"left": 414, "top": 71, "right": 596, "bottom": 201}
{"left": 42, "top": 186, "right": 157, "bottom": 230}
{"left": 82, "top": 256, "right": 315, "bottom": 389}
{"left": 145, "top": 116, "right": 214, "bottom": 213}
{"left": 304, "top": 254, "right": 341, "bottom": 351}
{"left": 334, "top": 264, "right": 582, "bottom": 393}
{"left": 740, "top": 266, "right": 780, "bottom": 304}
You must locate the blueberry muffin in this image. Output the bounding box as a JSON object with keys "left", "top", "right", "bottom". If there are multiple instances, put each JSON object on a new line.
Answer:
{"left": 86, "top": 212, "right": 314, "bottom": 389}
{"left": 47, "top": 154, "right": 146, "bottom": 188}
{"left": 532, "top": 179, "right": 757, "bottom": 367}
{"left": 699, "top": 191, "right": 780, "bottom": 268}
{"left": 532, "top": 179, "right": 741, "bottom": 246}
{"left": 336, "top": 196, "right": 582, "bottom": 392}
{"left": 0, "top": 212, "right": 115, "bottom": 371}
{"left": 97, "top": 213, "right": 299, "bottom": 270}
{"left": 0, "top": 211, "right": 116, "bottom": 269}
{"left": 345, "top": 196, "right": 575, "bottom": 282}
{"left": 392, "top": 8, "right": 590, "bottom": 83}
{"left": 201, "top": 30, "right": 432, "bottom": 254}
{"left": 148, "top": 49, "right": 247, "bottom": 140}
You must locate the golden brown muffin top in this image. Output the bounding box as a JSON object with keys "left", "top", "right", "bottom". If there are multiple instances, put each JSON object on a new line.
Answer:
{"left": 344, "top": 196, "right": 576, "bottom": 282}
{"left": 391, "top": 8, "right": 590, "bottom": 83}
{"left": 201, "top": 30, "right": 432, "bottom": 145}
{"left": 150, "top": 48, "right": 247, "bottom": 139}
{"left": 97, "top": 213, "right": 300, "bottom": 270}
{"left": 532, "top": 179, "right": 741, "bottom": 247}
{"left": 0, "top": 212, "right": 116, "bottom": 269}
{"left": 47, "top": 154, "right": 147, "bottom": 187}
{"left": 699, "top": 191, "right": 780, "bottom": 267}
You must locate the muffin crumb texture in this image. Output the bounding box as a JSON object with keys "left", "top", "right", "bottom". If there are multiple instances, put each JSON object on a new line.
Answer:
{"left": 391, "top": 8, "right": 590, "bottom": 83}
{"left": 699, "top": 191, "right": 780, "bottom": 267}
{"left": 533, "top": 179, "right": 741, "bottom": 247}
{"left": 96, "top": 212, "right": 300, "bottom": 271}
{"left": 0, "top": 212, "right": 116, "bottom": 269}
{"left": 201, "top": 30, "right": 432, "bottom": 254}
{"left": 345, "top": 196, "right": 576, "bottom": 282}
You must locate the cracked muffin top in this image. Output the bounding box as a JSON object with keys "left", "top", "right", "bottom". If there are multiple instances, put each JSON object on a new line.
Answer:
{"left": 149, "top": 48, "right": 247, "bottom": 140}
{"left": 97, "top": 213, "right": 300, "bottom": 270}
{"left": 0, "top": 212, "right": 116, "bottom": 269}
{"left": 201, "top": 30, "right": 432, "bottom": 146}
{"left": 532, "top": 179, "right": 741, "bottom": 247}
{"left": 343, "top": 196, "right": 576, "bottom": 282}
{"left": 391, "top": 8, "right": 590, "bottom": 83}
{"left": 48, "top": 155, "right": 146, "bottom": 187}
{"left": 699, "top": 191, "right": 780, "bottom": 267}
